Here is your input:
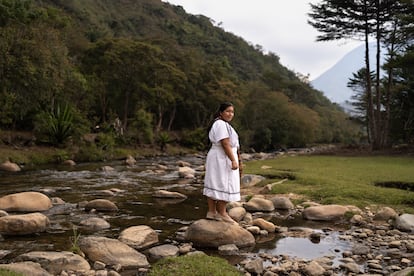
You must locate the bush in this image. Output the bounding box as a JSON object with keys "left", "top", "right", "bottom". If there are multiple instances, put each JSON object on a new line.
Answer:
{"left": 180, "top": 128, "right": 208, "bottom": 151}
{"left": 148, "top": 254, "right": 242, "bottom": 276}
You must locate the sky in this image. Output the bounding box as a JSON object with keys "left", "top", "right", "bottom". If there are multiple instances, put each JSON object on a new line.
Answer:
{"left": 162, "top": 0, "right": 363, "bottom": 80}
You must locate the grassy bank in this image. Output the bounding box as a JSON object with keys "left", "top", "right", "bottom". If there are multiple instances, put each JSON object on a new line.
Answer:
{"left": 244, "top": 155, "right": 414, "bottom": 213}
{"left": 0, "top": 144, "right": 196, "bottom": 166}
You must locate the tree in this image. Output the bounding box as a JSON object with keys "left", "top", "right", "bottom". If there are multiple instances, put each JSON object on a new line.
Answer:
{"left": 308, "top": 0, "right": 412, "bottom": 149}
{"left": 347, "top": 68, "right": 375, "bottom": 141}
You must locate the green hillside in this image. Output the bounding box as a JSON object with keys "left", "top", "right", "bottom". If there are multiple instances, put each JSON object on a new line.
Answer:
{"left": 0, "top": 0, "right": 359, "bottom": 151}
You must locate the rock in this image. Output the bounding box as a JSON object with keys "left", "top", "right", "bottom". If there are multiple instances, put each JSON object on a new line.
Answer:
{"left": 147, "top": 244, "right": 179, "bottom": 261}
{"left": 125, "top": 155, "right": 136, "bottom": 166}
{"left": 352, "top": 245, "right": 371, "bottom": 255}
{"left": 0, "top": 261, "right": 51, "bottom": 276}
{"left": 62, "top": 160, "right": 76, "bottom": 166}
{"left": 394, "top": 214, "right": 414, "bottom": 232}
{"left": 339, "top": 262, "right": 361, "bottom": 274}
{"left": 390, "top": 267, "right": 414, "bottom": 276}
{"left": 302, "top": 204, "right": 359, "bottom": 221}
{"left": 252, "top": 218, "right": 276, "bottom": 233}
{"left": 303, "top": 260, "right": 325, "bottom": 276}
{"left": 0, "top": 213, "right": 49, "bottom": 235}
{"left": 84, "top": 199, "right": 118, "bottom": 212}
{"left": 101, "top": 166, "right": 115, "bottom": 172}
{"left": 118, "top": 225, "right": 159, "bottom": 250}
{"left": 79, "top": 217, "right": 110, "bottom": 231}
{"left": 0, "top": 192, "right": 52, "bottom": 212}
{"left": 178, "top": 166, "right": 195, "bottom": 178}
{"left": 241, "top": 174, "right": 265, "bottom": 187}
{"left": 79, "top": 236, "right": 149, "bottom": 269}
{"left": 374, "top": 207, "right": 398, "bottom": 221}
{"left": 244, "top": 258, "right": 264, "bottom": 275}
{"left": 228, "top": 206, "right": 246, "bottom": 222}
{"left": 244, "top": 197, "right": 275, "bottom": 212}
{"left": 184, "top": 219, "right": 255, "bottom": 248}
{"left": 152, "top": 190, "right": 187, "bottom": 199}
{"left": 246, "top": 226, "right": 261, "bottom": 235}
{"left": 271, "top": 196, "right": 294, "bottom": 210}
{"left": 0, "top": 160, "right": 21, "bottom": 172}
{"left": 218, "top": 244, "right": 239, "bottom": 255}
{"left": 15, "top": 251, "right": 90, "bottom": 274}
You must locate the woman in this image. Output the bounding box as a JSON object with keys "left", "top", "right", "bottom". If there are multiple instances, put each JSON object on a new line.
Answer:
{"left": 203, "top": 102, "right": 242, "bottom": 223}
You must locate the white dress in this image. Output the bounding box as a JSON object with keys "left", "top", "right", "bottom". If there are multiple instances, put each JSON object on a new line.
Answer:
{"left": 203, "top": 119, "right": 240, "bottom": 202}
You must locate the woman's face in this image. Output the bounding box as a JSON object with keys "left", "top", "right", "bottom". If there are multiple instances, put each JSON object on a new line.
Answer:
{"left": 220, "top": 106, "right": 234, "bottom": 122}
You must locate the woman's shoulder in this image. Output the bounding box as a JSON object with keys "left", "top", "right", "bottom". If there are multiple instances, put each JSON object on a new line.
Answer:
{"left": 212, "top": 119, "right": 227, "bottom": 128}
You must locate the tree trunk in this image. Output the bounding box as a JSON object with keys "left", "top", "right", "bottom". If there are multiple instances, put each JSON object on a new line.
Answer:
{"left": 364, "top": 3, "right": 376, "bottom": 150}
{"left": 374, "top": 0, "right": 383, "bottom": 149}
{"left": 167, "top": 104, "right": 176, "bottom": 131}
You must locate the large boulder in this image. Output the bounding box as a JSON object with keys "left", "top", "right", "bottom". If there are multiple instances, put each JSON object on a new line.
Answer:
{"left": 79, "top": 236, "right": 149, "bottom": 269}
{"left": 118, "top": 225, "right": 159, "bottom": 250}
{"left": 0, "top": 192, "right": 52, "bottom": 212}
{"left": 302, "top": 204, "right": 360, "bottom": 221}
{"left": 15, "top": 251, "right": 90, "bottom": 275}
{"left": 0, "top": 213, "right": 49, "bottom": 235}
{"left": 184, "top": 219, "right": 255, "bottom": 248}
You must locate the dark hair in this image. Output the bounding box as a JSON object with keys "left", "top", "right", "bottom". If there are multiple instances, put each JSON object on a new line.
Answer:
{"left": 213, "top": 102, "right": 234, "bottom": 118}
{"left": 204, "top": 102, "right": 234, "bottom": 150}
{"left": 207, "top": 102, "right": 234, "bottom": 133}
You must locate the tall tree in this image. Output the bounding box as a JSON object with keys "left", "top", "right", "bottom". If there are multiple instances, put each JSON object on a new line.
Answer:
{"left": 308, "top": 0, "right": 412, "bottom": 149}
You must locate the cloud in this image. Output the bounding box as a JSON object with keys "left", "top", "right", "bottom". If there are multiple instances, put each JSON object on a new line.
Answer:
{"left": 163, "top": 0, "right": 362, "bottom": 79}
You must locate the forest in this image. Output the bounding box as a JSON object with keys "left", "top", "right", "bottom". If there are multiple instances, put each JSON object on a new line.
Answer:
{"left": 0, "top": 0, "right": 412, "bottom": 153}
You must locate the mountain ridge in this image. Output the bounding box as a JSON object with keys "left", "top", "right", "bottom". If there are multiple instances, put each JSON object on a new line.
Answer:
{"left": 311, "top": 42, "right": 382, "bottom": 105}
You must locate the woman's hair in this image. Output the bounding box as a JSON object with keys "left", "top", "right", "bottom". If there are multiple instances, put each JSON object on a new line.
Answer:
{"left": 207, "top": 102, "right": 234, "bottom": 133}
{"left": 213, "top": 102, "right": 234, "bottom": 118}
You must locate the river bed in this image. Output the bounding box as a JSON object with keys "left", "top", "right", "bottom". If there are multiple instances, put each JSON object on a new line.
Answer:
{"left": 0, "top": 155, "right": 353, "bottom": 266}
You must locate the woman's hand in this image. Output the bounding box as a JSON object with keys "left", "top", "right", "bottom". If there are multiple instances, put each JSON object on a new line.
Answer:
{"left": 231, "top": 160, "right": 239, "bottom": 170}
{"left": 221, "top": 138, "right": 238, "bottom": 170}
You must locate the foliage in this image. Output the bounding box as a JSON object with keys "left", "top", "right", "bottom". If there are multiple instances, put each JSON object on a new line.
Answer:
{"left": 1, "top": 0, "right": 413, "bottom": 151}
{"left": 157, "top": 132, "right": 172, "bottom": 152}
{"left": 130, "top": 108, "right": 154, "bottom": 144}
{"left": 148, "top": 254, "right": 242, "bottom": 276}
{"left": 179, "top": 127, "right": 208, "bottom": 151}
{"left": 69, "top": 226, "right": 82, "bottom": 255}
{"left": 309, "top": 0, "right": 414, "bottom": 149}
{"left": 244, "top": 155, "right": 414, "bottom": 213}
{"left": 34, "top": 104, "right": 73, "bottom": 146}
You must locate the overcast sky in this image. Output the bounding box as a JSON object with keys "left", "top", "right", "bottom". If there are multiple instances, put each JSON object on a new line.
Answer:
{"left": 162, "top": 0, "right": 363, "bottom": 80}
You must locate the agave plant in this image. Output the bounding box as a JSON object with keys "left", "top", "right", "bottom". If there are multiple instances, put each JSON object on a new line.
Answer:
{"left": 46, "top": 104, "right": 74, "bottom": 145}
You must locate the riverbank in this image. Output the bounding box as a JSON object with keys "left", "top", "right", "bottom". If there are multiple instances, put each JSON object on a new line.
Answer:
{"left": 0, "top": 143, "right": 198, "bottom": 167}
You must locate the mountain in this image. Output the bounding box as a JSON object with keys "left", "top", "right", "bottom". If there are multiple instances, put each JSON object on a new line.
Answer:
{"left": 311, "top": 42, "right": 383, "bottom": 106}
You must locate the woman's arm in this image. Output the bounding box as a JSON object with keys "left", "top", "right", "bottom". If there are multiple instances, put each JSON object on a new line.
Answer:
{"left": 221, "top": 138, "right": 238, "bottom": 170}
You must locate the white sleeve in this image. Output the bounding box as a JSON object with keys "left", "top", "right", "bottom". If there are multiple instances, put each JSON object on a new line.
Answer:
{"left": 209, "top": 120, "right": 229, "bottom": 143}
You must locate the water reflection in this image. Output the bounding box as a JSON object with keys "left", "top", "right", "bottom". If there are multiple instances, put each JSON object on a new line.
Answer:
{"left": 256, "top": 231, "right": 352, "bottom": 266}
{"left": 0, "top": 155, "right": 352, "bottom": 265}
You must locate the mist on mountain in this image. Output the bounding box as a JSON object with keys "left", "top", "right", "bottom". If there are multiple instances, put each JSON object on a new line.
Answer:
{"left": 311, "top": 42, "right": 384, "bottom": 108}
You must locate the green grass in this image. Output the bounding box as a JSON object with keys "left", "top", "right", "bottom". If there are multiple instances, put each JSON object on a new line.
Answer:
{"left": 0, "top": 269, "right": 24, "bottom": 276}
{"left": 244, "top": 155, "right": 414, "bottom": 213}
{"left": 148, "top": 254, "right": 242, "bottom": 276}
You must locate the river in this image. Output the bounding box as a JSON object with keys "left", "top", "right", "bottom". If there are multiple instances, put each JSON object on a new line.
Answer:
{"left": 0, "top": 154, "right": 352, "bottom": 266}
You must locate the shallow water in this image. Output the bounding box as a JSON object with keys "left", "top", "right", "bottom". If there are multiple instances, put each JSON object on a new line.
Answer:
{"left": 0, "top": 155, "right": 352, "bottom": 265}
